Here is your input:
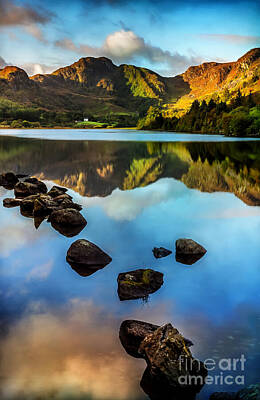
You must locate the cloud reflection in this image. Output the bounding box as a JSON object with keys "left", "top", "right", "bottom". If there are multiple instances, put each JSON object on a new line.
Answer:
{"left": 84, "top": 179, "right": 186, "bottom": 221}
{"left": 0, "top": 299, "right": 145, "bottom": 400}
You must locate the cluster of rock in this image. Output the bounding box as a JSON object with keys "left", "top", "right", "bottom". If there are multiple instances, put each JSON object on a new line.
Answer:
{"left": 1, "top": 171, "right": 112, "bottom": 277}
{"left": 120, "top": 320, "right": 207, "bottom": 400}
{"left": 1, "top": 172, "right": 86, "bottom": 236}
{"left": 4, "top": 171, "right": 253, "bottom": 400}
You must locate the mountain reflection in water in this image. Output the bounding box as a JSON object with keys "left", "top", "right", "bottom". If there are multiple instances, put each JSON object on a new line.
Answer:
{"left": 0, "top": 134, "right": 260, "bottom": 400}
{"left": 0, "top": 136, "right": 259, "bottom": 205}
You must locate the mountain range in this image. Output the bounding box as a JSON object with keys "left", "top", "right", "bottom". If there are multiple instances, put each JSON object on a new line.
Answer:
{"left": 0, "top": 48, "right": 259, "bottom": 116}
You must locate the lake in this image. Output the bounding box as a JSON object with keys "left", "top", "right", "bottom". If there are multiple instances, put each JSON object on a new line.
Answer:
{"left": 0, "top": 129, "right": 260, "bottom": 400}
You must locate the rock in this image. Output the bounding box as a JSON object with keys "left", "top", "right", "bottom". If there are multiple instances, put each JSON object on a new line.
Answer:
{"left": 3, "top": 198, "right": 21, "bottom": 208}
{"left": 59, "top": 198, "right": 82, "bottom": 211}
{"left": 117, "top": 269, "right": 163, "bottom": 301}
{"left": 139, "top": 323, "right": 207, "bottom": 400}
{"left": 16, "top": 174, "right": 28, "bottom": 178}
{"left": 0, "top": 172, "right": 19, "bottom": 189}
{"left": 14, "top": 180, "right": 47, "bottom": 198}
{"left": 119, "top": 320, "right": 160, "bottom": 358}
{"left": 210, "top": 384, "right": 260, "bottom": 400}
{"left": 153, "top": 247, "right": 172, "bottom": 258}
{"left": 50, "top": 208, "right": 87, "bottom": 237}
{"left": 66, "top": 239, "right": 112, "bottom": 276}
{"left": 24, "top": 177, "right": 48, "bottom": 194}
{"left": 34, "top": 216, "right": 45, "bottom": 229}
{"left": 119, "top": 320, "right": 193, "bottom": 359}
{"left": 175, "top": 238, "right": 207, "bottom": 265}
{"left": 48, "top": 185, "right": 68, "bottom": 198}
{"left": 119, "top": 320, "right": 194, "bottom": 359}
{"left": 52, "top": 193, "right": 73, "bottom": 203}
{"left": 20, "top": 195, "right": 40, "bottom": 217}
{"left": 33, "top": 194, "right": 60, "bottom": 217}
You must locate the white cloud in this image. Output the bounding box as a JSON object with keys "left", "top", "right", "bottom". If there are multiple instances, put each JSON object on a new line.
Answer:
{"left": 26, "top": 260, "right": 53, "bottom": 281}
{"left": 55, "top": 29, "right": 202, "bottom": 75}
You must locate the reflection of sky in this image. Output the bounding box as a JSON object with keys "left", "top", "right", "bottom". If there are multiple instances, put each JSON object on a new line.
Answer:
{"left": 0, "top": 176, "right": 260, "bottom": 398}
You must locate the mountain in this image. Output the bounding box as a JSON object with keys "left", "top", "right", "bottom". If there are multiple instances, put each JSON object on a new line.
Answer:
{"left": 0, "top": 49, "right": 259, "bottom": 117}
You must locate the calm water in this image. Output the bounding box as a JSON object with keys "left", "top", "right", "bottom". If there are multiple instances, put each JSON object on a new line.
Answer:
{"left": 0, "top": 130, "right": 260, "bottom": 400}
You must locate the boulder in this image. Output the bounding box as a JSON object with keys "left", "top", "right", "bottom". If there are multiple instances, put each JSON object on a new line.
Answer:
{"left": 117, "top": 269, "right": 163, "bottom": 301}
{"left": 48, "top": 186, "right": 68, "bottom": 198}
{"left": 0, "top": 172, "right": 19, "bottom": 189}
{"left": 119, "top": 320, "right": 194, "bottom": 359}
{"left": 33, "top": 194, "right": 60, "bottom": 217}
{"left": 66, "top": 239, "right": 112, "bottom": 276}
{"left": 50, "top": 208, "right": 87, "bottom": 237}
{"left": 175, "top": 238, "right": 207, "bottom": 265}
{"left": 52, "top": 193, "right": 73, "bottom": 203}
{"left": 3, "top": 198, "right": 21, "bottom": 208}
{"left": 14, "top": 180, "right": 47, "bottom": 198}
{"left": 59, "top": 198, "right": 82, "bottom": 211}
{"left": 139, "top": 323, "right": 207, "bottom": 400}
{"left": 20, "top": 195, "right": 40, "bottom": 217}
{"left": 153, "top": 247, "right": 172, "bottom": 258}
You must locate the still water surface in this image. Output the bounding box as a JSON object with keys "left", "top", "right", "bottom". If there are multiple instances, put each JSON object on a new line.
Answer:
{"left": 0, "top": 130, "right": 260, "bottom": 400}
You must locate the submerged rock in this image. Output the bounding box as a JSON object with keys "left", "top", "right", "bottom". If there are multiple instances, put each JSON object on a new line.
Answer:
{"left": 0, "top": 172, "right": 19, "bottom": 189}
{"left": 3, "top": 198, "right": 21, "bottom": 208}
{"left": 119, "top": 320, "right": 194, "bottom": 359}
{"left": 152, "top": 247, "right": 172, "bottom": 258}
{"left": 139, "top": 323, "right": 207, "bottom": 400}
{"left": 175, "top": 238, "right": 207, "bottom": 265}
{"left": 117, "top": 269, "right": 163, "bottom": 301}
{"left": 50, "top": 208, "right": 87, "bottom": 237}
{"left": 66, "top": 239, "right": 112, "bottom": 276}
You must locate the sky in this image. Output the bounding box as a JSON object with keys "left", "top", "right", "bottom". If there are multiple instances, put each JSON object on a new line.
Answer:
{"left": 0, "top": 0, "right": 260, "bottom": 76}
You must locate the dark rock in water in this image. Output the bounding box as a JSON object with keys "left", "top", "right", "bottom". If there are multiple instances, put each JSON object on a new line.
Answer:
{"left": 119, "top": 320, "right": 160, "bottom": 358}
{"left": 34, "top": 216, "right": 45, "bottom": 229}
{"left": 3, "top": 198, "right": 21, "bottom": 208}
{"left": 117, "top": 269, "right": 163, "bottom": 301}
{"left": 139, "top": 323, "right": 207, "bottom": 400}
{"left": 50, "top": 208, "right": 87, "bottom": 237}
{"left": 175, "top": 238, "right": 207, "bottom": 265}
{"left": 14, "top": 179, "right": 47, "bottom": 198}
{"left": 66, "top": 239, "right": 112, "bottom": 276}
{"left": 0, "top": 172, "right": 19, "bottom": 189}
{"left": 153, "top": 247, "right": 172, "bottom": 258}
{"left": 119, "top": 320, "right": 193, "bottom": 359}
{"left": 53, "top": 193, "right": 73, "bottom": 203}
{"left": 60, "top": 198, "right": 82, "bottom": 211}
{"left": 48, "top": 185, "right": 68, "bottom": 198}
{"left": 20, "top": 195, "right": 40, "bottom": 217}
{"left": 33, "top": 194, "right": 60, "bottom": 217}
{"left": 210, "top": 384, "right": 260, "bottom": 400}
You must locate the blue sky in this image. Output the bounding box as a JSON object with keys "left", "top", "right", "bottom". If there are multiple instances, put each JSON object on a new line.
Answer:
{"left": 0, "top": 0, "right": 260, "bottom": 76}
